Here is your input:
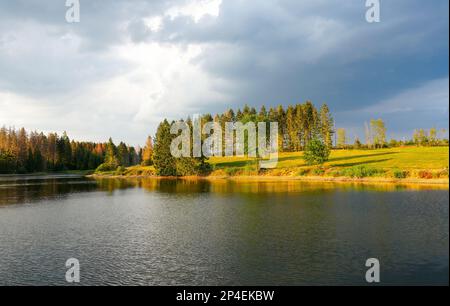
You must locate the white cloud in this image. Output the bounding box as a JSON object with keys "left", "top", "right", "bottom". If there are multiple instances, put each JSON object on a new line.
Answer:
{"left": 166, "top": 0, "right": 222, "bottom": 22}
{"left": 0, "top": 40, "right": 230, "bottom": 146}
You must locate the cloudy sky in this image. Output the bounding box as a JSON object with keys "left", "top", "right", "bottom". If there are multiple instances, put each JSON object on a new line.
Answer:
{"left": 0, "top": 0, "right": 448, "bottom": 146}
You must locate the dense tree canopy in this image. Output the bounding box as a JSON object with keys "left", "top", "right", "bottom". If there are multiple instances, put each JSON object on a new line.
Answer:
{"left": 0, "top": 127, "right": 139, "bottom": 174}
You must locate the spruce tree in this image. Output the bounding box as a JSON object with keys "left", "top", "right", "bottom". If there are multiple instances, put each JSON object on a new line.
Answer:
{"left": 153, "top": 120, "right": 177, "bottom": 176}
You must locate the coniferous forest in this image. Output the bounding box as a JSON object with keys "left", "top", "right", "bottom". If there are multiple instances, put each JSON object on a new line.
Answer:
{"left": 0, "top": 127, "right": 140, "bottom": 174}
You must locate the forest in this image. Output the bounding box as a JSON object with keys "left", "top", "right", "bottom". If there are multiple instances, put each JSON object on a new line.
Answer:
{"left": 0, "top": 127, "right": 140, "bottom": 174}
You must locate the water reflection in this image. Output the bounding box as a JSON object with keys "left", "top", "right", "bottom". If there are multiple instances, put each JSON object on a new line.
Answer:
{"left": 94, "top": 177, "right": 449, "bottom": 194}
{"left": 1, "top": 175, "right": 448, "bottom": 206}
{"left": 0, "top": 176, "right": 98, "bottom": 206}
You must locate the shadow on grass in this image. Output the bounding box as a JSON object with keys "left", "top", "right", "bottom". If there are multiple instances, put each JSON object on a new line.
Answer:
{"left": 277, "top": 155, "right": 303, "bottom": 162}
{"left": 214, "top": 151, "right": 399, "bottom": 169}
{"left": 214, "top": 160, "right": 252, "bottom": 168}
{"left": 331, "top": 158, "right": 393, "bottom": 168}
{"left": 328, "top": 151, "right": 399, "bottom": 163}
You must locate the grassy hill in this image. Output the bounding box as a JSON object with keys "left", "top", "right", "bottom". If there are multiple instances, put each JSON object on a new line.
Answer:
{"left": 96, "top": 146, "right": 449, "bottom": 182}
{"left": 211, "top": 146, "right": 449, "bottom": 177}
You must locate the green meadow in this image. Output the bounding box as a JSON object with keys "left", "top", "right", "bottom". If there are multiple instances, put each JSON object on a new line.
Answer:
{"left": 106, "top": 146, "right": 449, "bottom": 181}
{"left": 212, "top": 146, "right": 448, "bottom": 171}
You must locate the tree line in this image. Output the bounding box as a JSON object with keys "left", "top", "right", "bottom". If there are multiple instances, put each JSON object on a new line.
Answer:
{"left": 148, "top": 101, "right": 334, "bottom": 175}
{"left": 335, "top": 123, "right": 448, "bottom": 149}
{"left": 0, "top": 127, "right": 140, "bottom": 174}
{"left": 3, "top": 101, "right": 447, "bottom": 175}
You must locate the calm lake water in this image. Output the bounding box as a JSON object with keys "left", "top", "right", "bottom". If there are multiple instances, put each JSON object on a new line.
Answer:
{"left": 0, "top": 175, "right": 448, "bottom": 286}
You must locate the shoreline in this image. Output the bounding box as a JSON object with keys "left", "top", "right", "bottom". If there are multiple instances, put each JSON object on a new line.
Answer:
{"left": 1, "top": 172, "right": 447, "bottom": 186}
{"left": 87, "top": 173, "right": 449, "bottom": 187}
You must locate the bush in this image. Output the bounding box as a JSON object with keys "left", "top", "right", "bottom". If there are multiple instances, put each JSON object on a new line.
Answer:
{"left": 328, "top": 170, "right": 341, "bottom": 177}
{"left": 312, "top": 167, "right": 325, "bottom": 176}
{"left": 0, "top": 152, "right": 17, "bottom": 174}
{"left": 115, "top": 166, "right": 126, "bottom": 175}
{"left": 392, "top": 169, "right": 408, "bottom": 179}
{"left": 438, "top": 168, "right": 449, "bottom": 178}
{"left": 176, "top": 158, "right": 198, "bottom": 176}
{"left": 303, "top": 138, "right": 330, "bottom": 165}
{"left": 417, "top": 170, "right": 433, "bottom": 179}
{"left": 95, "top": 163, "right": 116, "bottom": 173}
{"left": 224, "top": 167, "right": 239, "bottom": 176}
{"left": 341, "top": 166, "right": 384, "bottom": 178}
{"left": 296, "top": 168, "right": 309, "bottom": 176}
{"left": 243, "top": 161, "right": 259, "bottom": 175}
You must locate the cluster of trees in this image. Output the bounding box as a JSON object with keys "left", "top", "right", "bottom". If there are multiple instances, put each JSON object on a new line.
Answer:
{"left": 411, "top": 128, "right": 448, "bottom": 147}
{"left": 183, "top": 102, "right": 334, "bottom": 151}
{"left": 95, "top": 138, "right": 141, "bottom": 172}
{"left": 152, "top": 119, "right": 209, "bottom": 176}
{"left": 0, "top": 127, "right": 139, "bottom": 174}
{"left": 150, "top": 102, "right": 334, "bottom": 175}
{"left": 336, "top": 123, "right": 448, "bottom": 150}
{"left": 336, "top": 119, "right": 387, "bottom": 149}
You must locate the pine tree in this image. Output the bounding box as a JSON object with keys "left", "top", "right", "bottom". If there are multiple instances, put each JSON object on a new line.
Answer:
{"left": 142, "top": 136, "right": 154, "bottom": 165}
{"left": 117, "top": 142, "right": 130, "bottom": 167}
{"left": 337, "top": 128, "right": 347, "bottom": 149}
{"left": 105, "top": 138, "right": 119, "bottom": 168}
{"left": 153, "top": 120, "right": 177, "bottom": 176}
{"left": 319, "top": 104, "right": 334, "bottom": 149}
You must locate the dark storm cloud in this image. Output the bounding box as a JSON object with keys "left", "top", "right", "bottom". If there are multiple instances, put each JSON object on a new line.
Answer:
{"left": 0, "top": 0, "right": 448, "bottom": 143}
{"left": 140, "top": 0, "right": 448, "bottom": 113}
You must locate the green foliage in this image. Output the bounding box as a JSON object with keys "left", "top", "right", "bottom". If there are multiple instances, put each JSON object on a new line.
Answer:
{"left": 319, "top": 104, "right": 334, "bottom": 149}
{"left": 303, "top": 138, "right": 330, "bottom": 165}
{"left": 153, "top": 120, "right": 177, "bottom": 176}
{"left": 243, "top": 160, "right": 259, "bottom": 175}
{"left": 117, "top": 142, "right": 130, "bottom": 167}
{"left": 336, "top": 128, "right": 346, "bottom": 149}
{"left": 176, "top": 157, "right": 199, "bottom": 176}
{"left": 0, "top": 127, "right": 139, "bottom": 174}
{"left": 296, "top": 168, "right": 309, "bottom": 176}
{"left": 95, "top": 163, "right": 115, "bottom": 173}
{"left": 115, "top": 166, "right": 126, "bottom": 175}
{"left": 224, "top": 167, "right": 240, "bottom": 176}
{"left": 339, "top": 166, "right": 385, "bottom": 178}
{"left": 312, "top": 167, "right": 325, "bottom": 176}
{"left": 0, "top": 151, "right": 16, "bottom": 174}
{"left": 370, "top": 119, "right": 387, "bottom": 148}
{"left": 354, "top": 138, "right": 362, "bottom": 149}
{"left": 440, "top": 167, "right": 449, "bottom": 178}
{"left": 392, "top": 169, "right": 408, "bottom": 179}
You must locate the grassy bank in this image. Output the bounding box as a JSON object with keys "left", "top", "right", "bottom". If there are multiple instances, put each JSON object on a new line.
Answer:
{"left": 92, "top": 146, "right": 449, "bottom": 184}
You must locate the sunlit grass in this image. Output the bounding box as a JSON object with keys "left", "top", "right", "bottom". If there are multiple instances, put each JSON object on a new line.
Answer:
{"left": 210, "top": 146, "right": 449, "bottom": 179}
{"left": 211, "top": 146, "right": 448, "bottom": 169}
{"left": 98, "top": 146, "right": 448, "bottom": 180}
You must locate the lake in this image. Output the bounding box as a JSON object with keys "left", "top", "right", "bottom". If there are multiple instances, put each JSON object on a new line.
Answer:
{"left": 0, "top": 175, "right": 448, "bottom": 285}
